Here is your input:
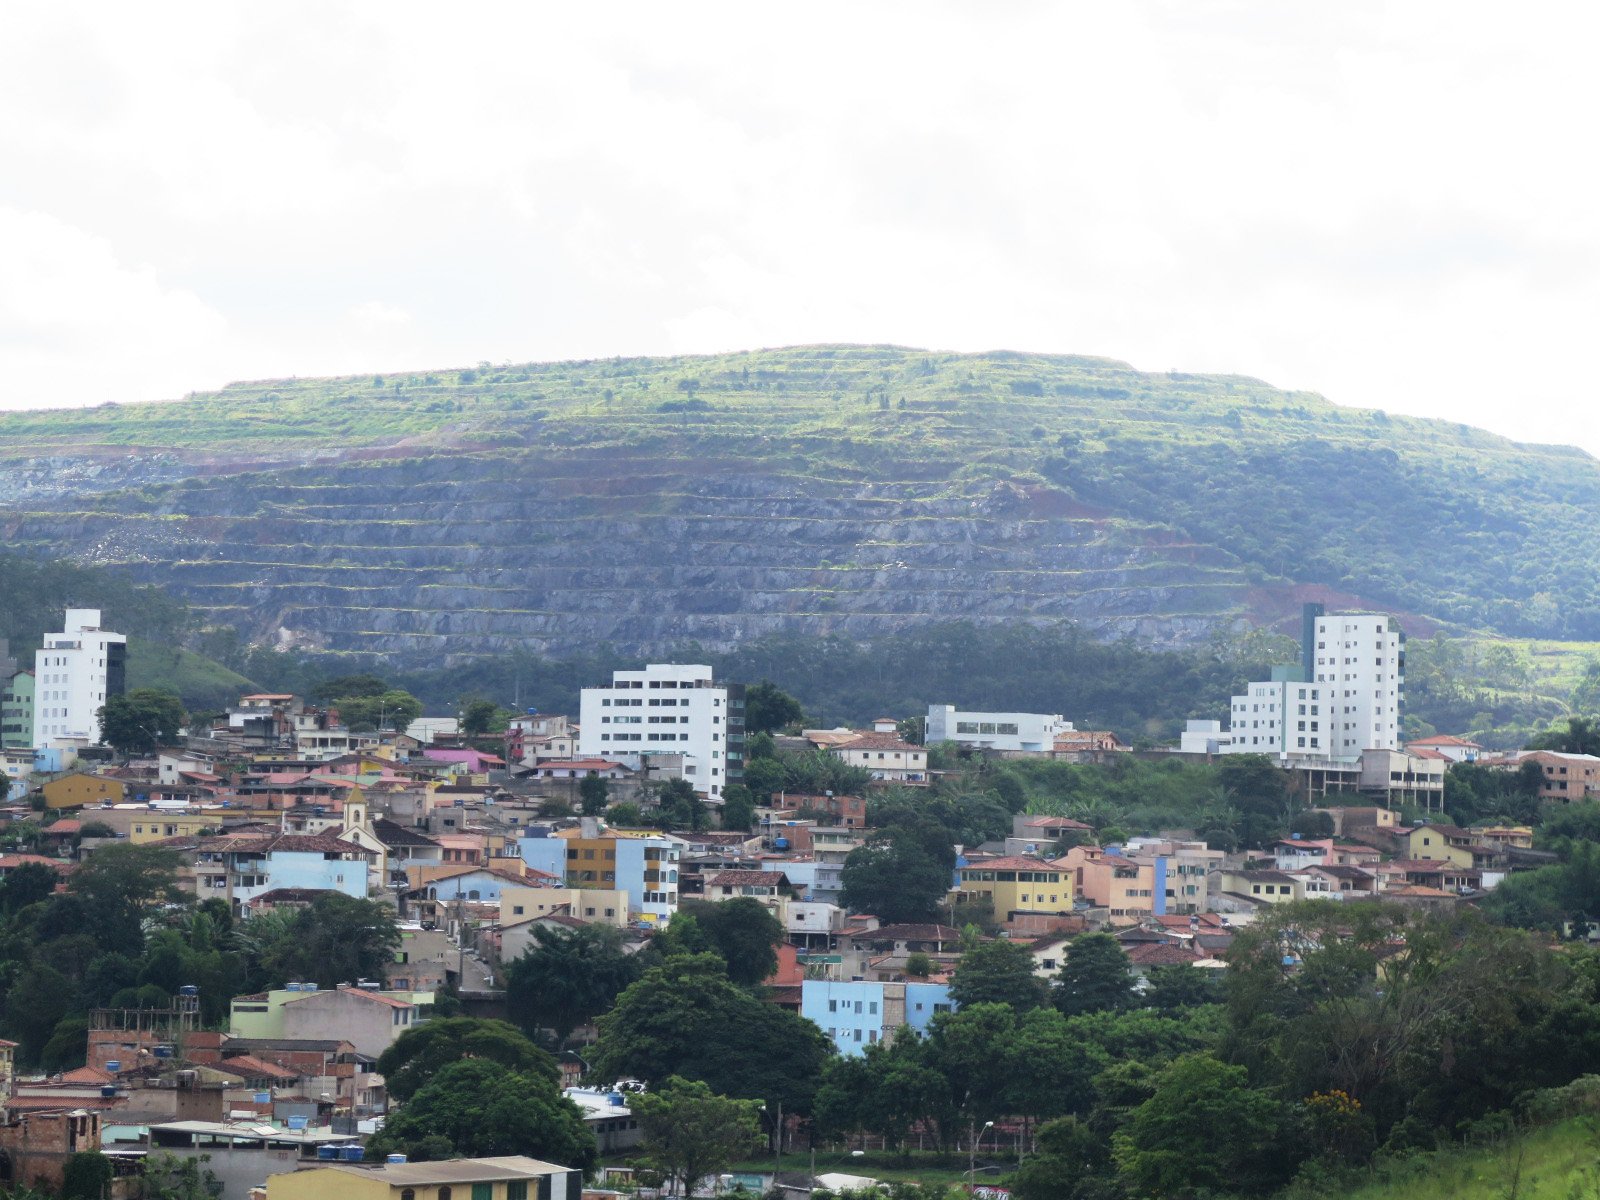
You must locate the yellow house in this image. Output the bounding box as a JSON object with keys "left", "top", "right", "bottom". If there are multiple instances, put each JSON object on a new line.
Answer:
{"left": 42, "top": 772, "right": 124, "bottom": 810}
{"left": 1398, "top": 824, "right": 1475, "bottom": 868}
{"left": 130, "top": 812, "right": 216, "bottom": 844}
{"left": 266, "top": 1154, "right": 580, "bottom": 1200}
{"left": 499, "top": 885, "right": 630, "bottom": 929}
{"left": 952, "top": 855, "right": 1072, "bottom": 917}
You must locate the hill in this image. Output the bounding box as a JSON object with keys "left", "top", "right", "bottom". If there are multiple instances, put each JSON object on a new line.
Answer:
{"left": 1, "top": 345, "right": 1596, "bottom": 664}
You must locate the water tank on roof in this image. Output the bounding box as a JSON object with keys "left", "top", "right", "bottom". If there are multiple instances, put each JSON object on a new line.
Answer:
{"left": 179, "top": 984, "right": 199, "bottom": 997}
{"left": 317, "top": 1145, "right": 338, "bottom": 1161}
{"left": 100, "top": 1085, "right": 117, "bottom": 1098}
{"left": 303, "top": 983, "right": 317, "bottom": 992}
{"left": 341, "top": 1145, "right": 365, "bottom": 1162}
{"left": 607, "top": 1092, "right": 625, "bottom": 1106}
{"left": 774, "top": 837, "right": 789, "bottom": 850}
{"left": 285, "top": 982, "right": 302, "bottom": 992}
{"left": 255, "top": 1092, "right": 272, "bottom": 1105}
{"left": 287, "top": 1116, "right": 308, "bottom": 1130}
{"left": 105, "top": 1060, "right": 121, "bottom": 1073}
{"left": 154, "top": 1044, "right": 174, "bottom": 1058}
{"left": 387, "top": 1154, "right": 408, "bottom": 1164}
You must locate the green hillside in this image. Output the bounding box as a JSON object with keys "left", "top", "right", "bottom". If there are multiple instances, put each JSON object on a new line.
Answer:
{"left": 1, "top": 346, "right": 1596, "bottom": 661}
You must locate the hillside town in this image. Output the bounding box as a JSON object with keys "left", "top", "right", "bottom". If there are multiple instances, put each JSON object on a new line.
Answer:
{"left": 0, "top": 604, "right": 1594, "bottom": 1199}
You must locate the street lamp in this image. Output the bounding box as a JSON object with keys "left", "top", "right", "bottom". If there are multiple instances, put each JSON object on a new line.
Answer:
{"left": 968, "top": 1119, "right": 993, "bottom": 1191}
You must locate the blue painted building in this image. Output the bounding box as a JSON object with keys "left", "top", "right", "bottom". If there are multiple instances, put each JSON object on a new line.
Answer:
{"left": 800, "top": 980, "right": 955, "bottom": 1056}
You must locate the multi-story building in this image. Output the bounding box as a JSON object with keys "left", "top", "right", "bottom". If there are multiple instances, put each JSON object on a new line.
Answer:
{"left": 1, "top": 669, "right": 34, "bottom": 751}
{"left": 1225, "top": 605, "right": 1403, "bottom": 763}
{"left": 800, "top": 979, "right": 954, "bottom": 1056}
{"left": 578, "top": 664, "right": 744, "bottom": 801}
{"left": 950, "top": 855, "right": 1072, "bottom": 920}
{"left": 925, "top": 705, "right": 1073, "bottom": 753}
{"left": 32, "top": 608, "right": 126, "bottom": 748}
{"left": 519, "top": 819, "right": 683, "bottom": 925}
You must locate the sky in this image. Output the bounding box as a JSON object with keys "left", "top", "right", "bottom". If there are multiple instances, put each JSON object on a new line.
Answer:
{"left": 2, "top": 3, "right": 1597, "bottom": 452}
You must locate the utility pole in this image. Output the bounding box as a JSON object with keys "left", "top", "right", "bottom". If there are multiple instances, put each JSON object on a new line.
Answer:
{"left": 773, "top": 1099, "right": 783, "bottom": 1186}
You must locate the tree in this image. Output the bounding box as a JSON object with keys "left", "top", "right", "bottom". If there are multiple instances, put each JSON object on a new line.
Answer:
{"left": 67, "top": 843, "right": 184, "bottom": 949}
{"left": 1010, "top": 1116, "right": 1110, "bottom": 1200}
{"left": 656, "top": 778, "right": 706, "bottom": 830}
{"left": 375, "top": 1017, "right": 558, "bottom": 1102}
{"left": 841, "top": 827, "right": 953, "bottom": 924}
{"left": 720, "top": 784, "right": 755, "bottom": 832}
{"left": 309, "top": 673, "right": 388, "bottom": 703}
{"left": 0, "top": 860, "right": 59, "bottom": 913}
{"left": 949, "top": 939, "right": 1046, "bottom": 1011}
{"left": 1145, "top": 963, "right": 1224, "bottom": 1012}
{"left": 743, "top": 681, "right": 805, "bottom": 734}
{"left": 1113, "top": 1053, "right": 1295, "bottom": 1197}
{"left": 140, "top": 1151, "right": 224, "bottom": 1200}
{"left": 677, "top": 899, "right": 784, "bottom": 987}
{"left": 1530, "top": 715, "right": 1600, "bottom": 756}
{"left": 506, "top": 924, "right": 643, "bottom": 1046}
{"left": 590, "top": 954, "right": 832, "bottom": 1116}
{"left": 97, "top": 688, "right": 185, "bottom": 755}
{"left": 1054, "top": 934, "right": 1135, "bottom": 1017}
{"left": 460, "top": 697, "right": 503, "bottom": 736}
{"left": 606, "top": 802, "right": 644, "bottom": 826}
{"left": 335, "top": 689, "right": 423, "bottom": 733}
{"left": 370, "top": 1059, "right": 597, "bottom": 1172}
{"left": 578, "top": 774, "right": 610, "bottom": 816}
{"left": 1218, "top": 754, "right": 1297, "bottom": 848}
{"left": 905, "top": 951, "right": 933, "bottom": 978}
{"left": 261, "top": 893, "right": 400, "bottom": 988}
{"left": 632, "top": 1076, "right": 763, "bottom": 1199}
{"left": 61, "top": 1151, "right": 113, "bottom": 1200}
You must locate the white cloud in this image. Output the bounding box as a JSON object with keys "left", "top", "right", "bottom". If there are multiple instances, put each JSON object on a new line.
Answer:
{"left": 0, "top": 2, "right": 1597, "bottom": 452}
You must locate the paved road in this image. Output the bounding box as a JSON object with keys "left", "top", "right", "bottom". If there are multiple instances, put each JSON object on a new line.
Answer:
{"left": 402, "top": 926, "right": 498, "bottom": 991}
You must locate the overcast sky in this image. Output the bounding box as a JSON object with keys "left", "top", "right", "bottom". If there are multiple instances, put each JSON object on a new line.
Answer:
{"left": 3, "top": 3, "right": 1597, "bottom": 452}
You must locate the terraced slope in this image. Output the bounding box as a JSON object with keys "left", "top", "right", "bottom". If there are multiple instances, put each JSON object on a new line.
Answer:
{"left": 1, "top": 345, "right": 1596, "bottom": 662}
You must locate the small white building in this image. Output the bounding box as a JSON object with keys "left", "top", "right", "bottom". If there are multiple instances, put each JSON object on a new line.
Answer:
{"left": 578, "top": 664, "right": 740, "bottom": 800}
{"left": 926, "top": 705, "right": 1073, "bottom": 753}
{"left": 32, "top": 608, "right": 127, "bottom": 748}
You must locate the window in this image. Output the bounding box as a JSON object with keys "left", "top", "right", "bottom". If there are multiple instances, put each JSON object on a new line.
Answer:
{"left": 439, "top": 1189, "right": 452, "bottom": 1200}
{"left": 473, "top": 1186, "right": 493, "bottom": 1200}
{"left": 508, "top": 1184, "right": 529, "bottom": 1200}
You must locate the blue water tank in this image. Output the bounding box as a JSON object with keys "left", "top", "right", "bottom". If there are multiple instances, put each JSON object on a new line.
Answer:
{"left": 387, "top": 1154, "right": 408, "bottom": 1164}
{"left": 287, "top": 1116, "right": 308, "bottom": 1130}
{"left": 179, "top": 985, "right": 199, "bottom": 997}
{"left": 101, "top": 1085, "right": 117, "bottom": 1098}
{"left": 608, "top": 1092, "right": 625, "bottom": 1106}
{"left": 341, "top": 1145, "right": 366, "bottom": 1162}
{"left": 154, "top": 1044, "right": 174, "bottom": 1059}
{"left": 317, "top": 1145, "right": 338, "bottom": 1161}
{"left": 255, "top": 1092, "right": 272, "bottom": 1105}
{"left": 105, "top": 1060, "right": 121, "bottom": 1073}
{"left": 774, "top": 837, "right": 789, "bottom": 850}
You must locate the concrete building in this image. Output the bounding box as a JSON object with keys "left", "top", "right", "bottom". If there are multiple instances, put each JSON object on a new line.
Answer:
{"left": 1224, "top": 606, "right": 1403, "bottom": 763}
{"left": 519, "top": 821, "right": 683, "bottom": 925}
{"left": 32, "top": 608, "right": 127, "bottom": 748}
{"left": 578, "top": 663, "right": 744, "bottom": 801}
{"left": 230, "top": 984, "right": 419, "bottom": 1060}
{"left": 1, "top": 669, "right": 34, "bottom": 751}
{"left": 800, "top": 980, "right": 954, "bottom": 1056}
{"left": 925, "top": 705, "right": 1073, "bottom": 753}
{"left": 266, "top": 1155, "right": 582, "bottom": 1200}
{"left": 951, "top": 856, "right": 1072, "bottom": 920}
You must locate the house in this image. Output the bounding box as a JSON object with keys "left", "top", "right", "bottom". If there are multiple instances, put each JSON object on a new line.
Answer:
{"left": 41, "top": 772, "right": 125, "bottom": 811}
{"left": 779, "top": 792, "right": 867, "bottom": 828}
{"left": 702, "top": 869, "right": 795, "bottom": 922}
{"left": 1056, "top": 846, "right": 1153, "bottom": 924}
{"left": 1489, "top": 751, "right": 1600, "bottom": 803}
{"left": 951, "top": 856, "right": 1072, "bottom": 920}
{"left": 230, "top": 983, "right": 419, "bottom": 1060}
{"left": 0, "top": 1108, "right": 105, "bottom": 1194}
{"left": 1312, "top": 806, "right": 1397, "bottom": 838}
{"left": 1218, "top": 868, "right": 1304, "bottom": 904}
{"left": 1010, "top": 814, "right": 1094, "bottom": 849}
{"left": 1396, "top": 824, "right": 1479, "bottom": 868}
{"left": 266, "top": 1154, "right": 583, "bottom": 1200}
{"left": 1049, "top": 730, "right": 1128, "bottom": 759}
{"left": 806, "top": 728, "right": 929, "bottom": 785}
{"left": 191, "top": 832, "right": 374, "bottom": 913}
{"left": 1404, "top": 734, "right": 1484, "bottom": 763}
{"left": 1476, "top": 825, "right": 1535, "bottom": 851}
{"left": 800, "top": 980, "right": 954, "bottom": 1056}
{"left": 565, "top": 1088, "right": 643, "bottom": 1153}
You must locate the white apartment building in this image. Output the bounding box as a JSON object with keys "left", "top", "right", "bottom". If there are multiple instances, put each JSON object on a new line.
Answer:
{"left": 925, "top": 705, "right": 1073, "bottom": 753}
{"left": 578, "top": 663, "right": 742, "bottom": 800}
{"left": 32, "top": 609, "right": 127, "bottom": 748}
{"left": 1225, "top": 610, "right": 1403, "bottom": 763}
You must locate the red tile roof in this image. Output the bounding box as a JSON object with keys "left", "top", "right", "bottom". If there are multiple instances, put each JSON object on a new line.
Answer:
{"left": 964, "top": 856, "right": 1061, "bottom": 872}
{"left": 707, "top": 870, "right": 789, "bottom": 887}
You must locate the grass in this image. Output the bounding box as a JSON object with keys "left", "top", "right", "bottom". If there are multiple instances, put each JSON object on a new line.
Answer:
{"left": 1333, "top": 1119, "right": 1600, "bottom": 1200}
{"left": 126, "top": 638, "right": 256, "bottom": 712}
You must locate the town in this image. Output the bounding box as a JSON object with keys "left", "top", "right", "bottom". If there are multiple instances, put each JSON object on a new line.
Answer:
{"left": 0, "top": 604, "right": 1595, "bottom": 1200}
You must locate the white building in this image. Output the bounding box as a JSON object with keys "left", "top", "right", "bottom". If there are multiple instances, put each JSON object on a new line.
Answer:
{"left": 32, "top": 609, "right": 127, "bottom": 748}
{"left": 1225, "top": 609, "right": 1403, "bottom": 764}
{"left": 578, "top": 664, "right": 742, "bottom": 801}
{"left": 926, "top": 705, "right": 1072, "bottom": 753}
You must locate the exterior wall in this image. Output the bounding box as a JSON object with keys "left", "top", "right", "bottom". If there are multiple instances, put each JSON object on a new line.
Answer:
{"left": 41, "top": 773, "right": 125, "bottom": 810}
{"left": 279, "top": 990, "right": 417, "bottom": 1060}
{"left": 517, "top": 830, "right": 679, "bottom": 924}
{"left": 1401, "top": 828, "right": 1474, "bottom": 868}
{"left": 579, "top": 664, "right": 732, "bottom": 799}
{"left": 1517, "top": 752, "right": 1600, "bottom": 803}
{"left": 129, "top": 812, "right": 217, "bottom": 843}
{"left": 954, "top": 864, "right": 1071, "bottom": 916}
{"left": 500, "top": 886, "right": 630, "bottom": 927}
{"left": 800, "top": 981, "right": 954, "bottom": 1056}
{"left": 32, "top": 609, "right": 127, "bottom": 747}
{"left": 1220, "top": 871, "right": 1304, "bottom": 904}
{"left": 266, "top": 1166, "right": 580, "bottom": 1200}
{"left": 925, "top": 705, "right": 1071, "bottom": 753}
{"left": 1, "top": 670, "right": 34, "bottom": 751}
{"left": 831, "top": 744, "right": 928, "bottom": 782}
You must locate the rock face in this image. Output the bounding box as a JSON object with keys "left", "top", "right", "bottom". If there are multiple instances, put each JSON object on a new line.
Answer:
{"left": 0, "top": 451, "right": 1249, "bottom": 660}
{"left": 4, "top": 343, "right": 1598, "bottom": 659}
